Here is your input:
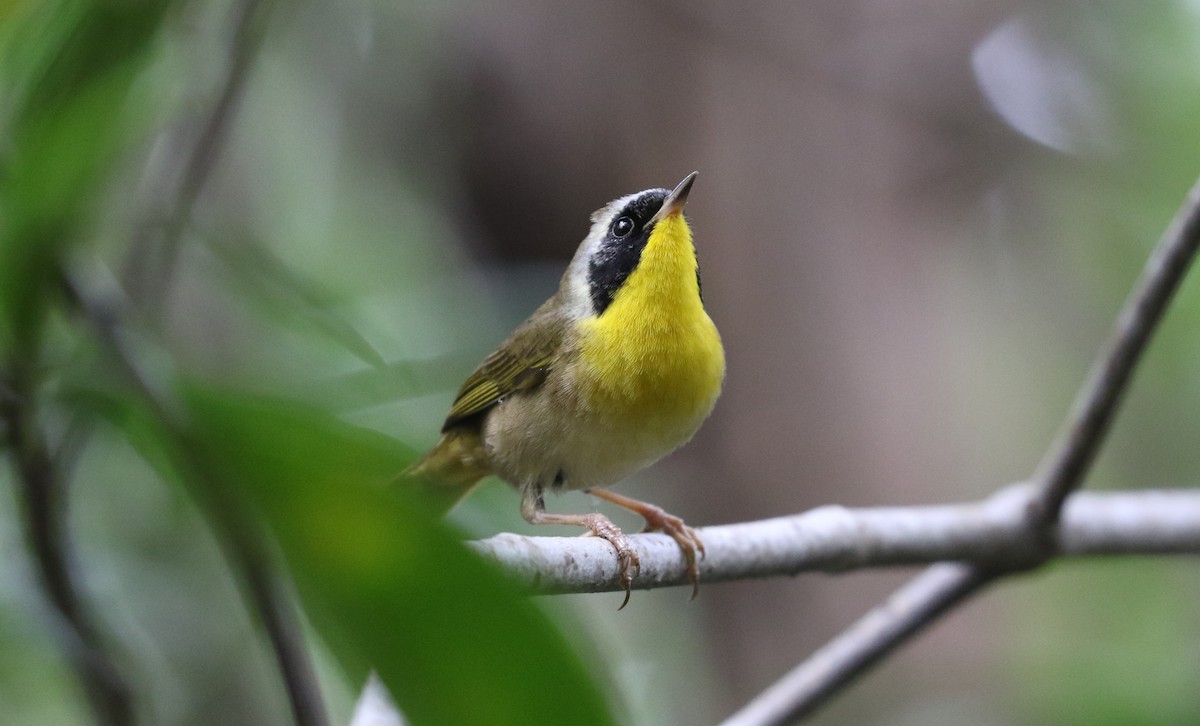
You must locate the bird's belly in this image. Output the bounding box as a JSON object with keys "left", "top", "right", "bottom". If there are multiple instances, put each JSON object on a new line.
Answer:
{"left": 481, "top": 325, "right": 723, "bottom": 490}
{"left": 554, "top": 410, "right": 702, "bottom": 487}
{"left": 483, "top": 398, "right": 710, "bottom": 490}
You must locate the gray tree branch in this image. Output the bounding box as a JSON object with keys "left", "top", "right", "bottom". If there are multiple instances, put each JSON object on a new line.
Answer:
{"left": 1034, "top": 178, "right": 1200, "bottom": 525}
{"left": 721, "top": 563, "right": 987, "bottom": 726}
{"left": 470, "top": 486, "right": 1200, "bottom": 593}
{"left": 722, "top": 172, "right": 1200, "bottom": 725}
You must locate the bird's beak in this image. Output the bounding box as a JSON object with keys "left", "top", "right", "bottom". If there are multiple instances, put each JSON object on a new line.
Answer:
{"left": 649, "top": 171, "right": 698, "bottom": 224}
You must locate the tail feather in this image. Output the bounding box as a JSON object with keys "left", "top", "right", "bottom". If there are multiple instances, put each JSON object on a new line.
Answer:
{"left": 400, "top": 430, "right": 489, "bottom": 514}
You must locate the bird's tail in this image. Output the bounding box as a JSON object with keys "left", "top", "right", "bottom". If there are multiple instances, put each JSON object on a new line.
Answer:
{"left": 400, "top": 430, "right": 489, "bottom": 515}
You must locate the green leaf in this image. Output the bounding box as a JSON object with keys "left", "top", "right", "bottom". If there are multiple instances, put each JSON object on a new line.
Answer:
{"left": 208, "top": 231, "right": 388, "bottom": 370}
{"left": 181, "top": 387, "right": 617, "bottom": 726}
{"left": 0, "top": 0, "right": 170, "bottom": 348}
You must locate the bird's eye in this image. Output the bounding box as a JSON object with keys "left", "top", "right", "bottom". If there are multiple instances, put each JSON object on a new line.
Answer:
{"left": 611, "top": 216, "right": 635, "bottom": 238}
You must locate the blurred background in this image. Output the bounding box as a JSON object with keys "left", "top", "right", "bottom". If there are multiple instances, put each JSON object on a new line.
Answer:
{"left": 4, "top": 0, "right": 1200, "bottom": 723}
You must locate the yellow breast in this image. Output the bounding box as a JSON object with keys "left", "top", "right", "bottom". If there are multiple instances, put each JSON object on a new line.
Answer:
{"left": 576, "top": 214, "right": 724, "bottom": 435}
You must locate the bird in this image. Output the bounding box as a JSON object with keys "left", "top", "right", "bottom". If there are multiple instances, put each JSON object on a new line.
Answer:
{"left": 407, "top": 172, "right": 724, "bottom": 607}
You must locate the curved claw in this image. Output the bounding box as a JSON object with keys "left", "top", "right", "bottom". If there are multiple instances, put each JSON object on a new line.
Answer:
{"left": 614, "top": 542, "right": 640, "bottom": 610}
{"left": 522, "top": 490, "right": 647, "bottom": 607}
{"left": 584, "top": 488, "right": 707, "bottom": 600}
{"left": 574, "top": 512, "right": 641, "bottom": 608}
{"left": 643, "top": 509, "right": 705, "bottom": 597}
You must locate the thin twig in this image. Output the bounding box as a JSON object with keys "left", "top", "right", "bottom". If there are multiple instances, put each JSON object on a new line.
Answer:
{"left": 61, "top": 270, "right": 331, "bottom": 726}
{"left": 726, "top": 174, "right": 1200, "bottom": 724}
{"left": 94, "top": 2, "right": 330, "bottom": 720}
{"left": 720, "top": 564, "right": 992, "bottom": 726}
{"left": 1, "top": 364, "right": 135, "bottom": 725}
{"left": 121, "top": 0, "right": 269, "bottom": 307}
{"left": 1034, "top": 176, "right": 1200, "bottom": 524}
{"left": 102, "top": 2, "right": 330, "bottom": 718}
{"left": 208, "top": 488, "right": 332, "bottom": 726}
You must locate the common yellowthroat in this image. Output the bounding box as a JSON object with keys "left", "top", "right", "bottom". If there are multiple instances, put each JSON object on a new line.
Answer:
{"left": 409, "top": 172, "right": 724, "bottom": 606}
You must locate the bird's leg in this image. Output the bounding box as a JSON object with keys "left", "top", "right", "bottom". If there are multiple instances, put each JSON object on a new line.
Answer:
{"left": 584, "top": 487, "right": 705, "bottom": 599}
{"left": 519, "top": 485, "right": 640, "bottom": 609}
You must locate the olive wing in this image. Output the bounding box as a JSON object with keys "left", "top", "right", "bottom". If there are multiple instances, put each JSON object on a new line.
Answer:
{"left": 441, "top": 313, "right": 564, "bottom": 432}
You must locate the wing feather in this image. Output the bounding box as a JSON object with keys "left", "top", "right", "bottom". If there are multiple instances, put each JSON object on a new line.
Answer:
{"left": 441, "top": 308, "right": 565, "bottom": 431}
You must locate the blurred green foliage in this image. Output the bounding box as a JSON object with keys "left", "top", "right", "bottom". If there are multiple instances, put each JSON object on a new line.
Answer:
{"left": 179, "top": 387, "right": 615, "bottom": 725}
{"left": 1008, "top": 559, "right": 1200, "bottom": 725}
{"left": 0, "top": 0, "right": 617, "bottom": 724}
{"left": 0, "top": 0, "right": 169, "bottom": 348}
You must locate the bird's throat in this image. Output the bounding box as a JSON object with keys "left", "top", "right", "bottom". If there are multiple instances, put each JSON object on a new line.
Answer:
{"left": 577, "top": 215, "right": 724, "bottom": 423}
